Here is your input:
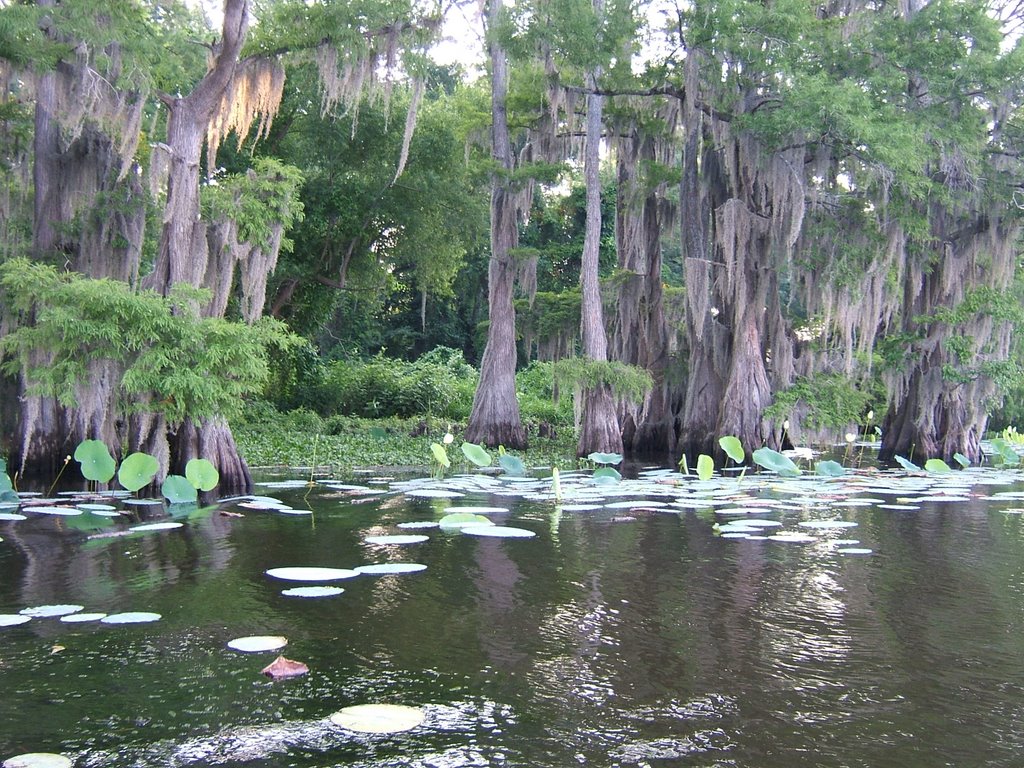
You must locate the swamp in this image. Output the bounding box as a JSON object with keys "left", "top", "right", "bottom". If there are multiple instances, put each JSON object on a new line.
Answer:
{"left": 3, "top": 456, "right": 1024, "bottom": 767}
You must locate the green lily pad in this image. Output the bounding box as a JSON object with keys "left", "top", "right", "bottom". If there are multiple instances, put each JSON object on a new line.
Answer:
{"left": 587, "top": 452, "right": 623, "bottom": 465}
{"left": 59, "top": 613, "right": 108, "bottom": 623}
{"left": 460, "top": 442, "right": 492, "bottom": 467}
{"left": 430, "top": 443, "right": 450, "bottom": 468}
{"left": 2, "top": 753, "right": 73, "bottom": 768}
{"left": 498, "top": 454, "right": 526, "bottom": 476}
{"left": 462, "top": 525, "right": 536, "bottom": 538}
{"left": 752, "top": 447, "right": 801, "bottom": 477}
{"left": 592, "top": 466, "right": 621, "bottom": 482}
{"left": 265, "top": 567, "right": 359, "bottom": 581}
{"left": 100, "top": 612, "right": 161, "bottom": 624}
{"left": 185, "top": 458, "right": 220, "bottom": 491}
{"left": 129, "top": 522, "right": 184, "bottom": 532}
{"left": 894, "top": 455, "right": 920, "bottom": 472}
{"left": 953, "top": 452, "right": 970, "bottom": 468}
{"left": 329, "top": 703, "right": 425, "bottom": 734}
{"left": 162, "top": 475, "right": 197, "bottom": 504}
{"left": 117, "top": 452, "right": 159, "bottom": 493}
{"left": 438, "top": 512, "right": 493, "bottom": 529}
{"left": 74, "top": 440, "right": 116, "bottom": 483}
{"left": 281, "top": 586, "right": 345, "bottom": 597}
{"left": 815, "top": 460, "right": 846, "bottom": 477}
{"left": 363, "top": 534, "right": 428, "bottom": 545}
{"left": 227, "top": 635, "right": 288, "bottom": 653}
{"left": 718, "top": 436, "right": 745, "bottom": 463}
{"left": 924, "top": 458, "right": 952, "bottom": 474}
{"left": 696, "top": 454, "right": 714, "bottom": 481}
{"left": 353, "top": 563, "right": 428, "bottom": 575}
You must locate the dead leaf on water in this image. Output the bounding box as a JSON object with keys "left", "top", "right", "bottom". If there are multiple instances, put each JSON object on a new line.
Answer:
{"left": 260, "top": 655, "right": 309, "bottom": 680}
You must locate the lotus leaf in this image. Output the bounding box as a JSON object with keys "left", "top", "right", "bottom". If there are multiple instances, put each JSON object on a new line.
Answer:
{"left": 588, "top": 452, "right": 623, "bottom": 466}
{"left": 430, "top": 443, "right": 450, "bottom": 468}
{"left": 498, "top": 454, "right": 526, "bottom": 476}
{"left": 2, "top": 753, "right": 73, "bottom": 768}
{"left": 592, "top": 466, "right": 621, "bottom": 482}
{"left": 893, "top": 455, "right": 920, "bottom": 472}
{"left": 162, "top": 474, "right": 197, "bottom": 504}
{"left": 953, "top": 452, "right": 970, "bottom": 468}
{"left": 924, "top": 458, "right": 952, "bottom": 474}
{"left": 438, "top": 512, "right": 493, "bottom": 529}
{"left": 185, "top": 458, "right": 220, "bottom": 491}
{"left": 718, "top": 436, "right": 745, "bottom": 464}
{"left": 227, "top": 635, "right": 288, "bottom": 653}
{"left": 460, "top": 442, "right": 492, "bottom": 467}
{"left": 815, "top": 460, "right": 846, "bottom": 477}
{"left": 696, "top": 454, "right": 714, "bottom": 481}
{"left": 752, "top": 447, "right": 801, "bottom": 477}
{"left": 117, "top": 452, "right": 159, "bottom": 492}
{"left": 74, "top": 440, "right": 116, "bottom": 483}
{"left": 329, "top": 703, "right": 425, "bottom": 733}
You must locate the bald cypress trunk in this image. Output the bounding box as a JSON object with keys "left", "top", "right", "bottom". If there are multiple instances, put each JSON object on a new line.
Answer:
{"left": 465, "top": 0, "right": 527, "bottom": 450}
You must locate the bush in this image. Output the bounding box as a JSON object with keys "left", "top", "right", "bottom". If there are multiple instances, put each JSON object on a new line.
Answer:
{"left": 517, "top": 361, "right": 574, "bottom": 428}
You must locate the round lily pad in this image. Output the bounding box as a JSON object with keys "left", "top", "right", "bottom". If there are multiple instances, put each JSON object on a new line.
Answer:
{"left": 77, "top": 503, "right": 116, "bottom": 512}
{"left": 0, "top": 615, "right": 31, "bottom": 627}
{"left": 281, "top": 586, "right": 345, "bottom": 598}
{"left": 20, "top": 605, "right": 84, "bottom": 618}
{"left": 354, "top": 563, "right": 428, "bottom": 575}
{"left": 60, "top": 613, "right": 108, "bottom": 623}
{"left": 0, "top": 513, "right": 26, "bottom": 521}
{"left": 461, "top": 525, "right": 536, "bottom": 539}
{"left": 438, "top": 513, "right": 493, "bottom": 529}
{"left": 100, "top": 612, "right": 161, "bottom": 624}
{"left": 838, "top": 547, "right": 874, "bottom": 555}
{"left": 329, "top": 703, "right": 425, "bottom": 733}
{"left": 227, "top": 635, "right": 288, "bottom": 653}
{"left": 265, "top": 567, "right": 359, "bottom": 582}
{"left": 405, "top": 489, "right": 464, "bottom": 498}
{"left": 364, "top": 535, "right": 429, "bottom": 545}
{"left": 2, "top": 753, "right": 73, "bottom": 768}
{"left": 397, "top": 521, "right": 438, "bottom": 529}
{"left": 28, "top": 506, "right": 82, "bottom": 516}
{"left": 797, "top": 520, "right": 858, "bottom": 529}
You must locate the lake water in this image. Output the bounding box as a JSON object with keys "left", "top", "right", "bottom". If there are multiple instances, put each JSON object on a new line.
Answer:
{"left": 3, "top": 465, "right": 1024, "bottom": 767}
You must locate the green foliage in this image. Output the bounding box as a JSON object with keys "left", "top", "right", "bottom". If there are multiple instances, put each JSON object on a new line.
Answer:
{"left": 498, "top": 454, "right": 527, "bottom": 477}
{"left": 752, "top": 447, "right": 801, "bottom": 477}
{"left": 718, "top": 436, "right": 745, "bottom": 464}
{"left": 894, "top": 455, "right": 920, "bottom": 472}
{"left": 924, "top": 458, "right": 953, "bottom": 474}
{"left": 162, "top": 474, "right": 197, "bottom": 504}
{"left": 516, "top": 361, "right": 575, "bottom": 429}
{"left": 815, "top": 460, "right": 846, "bottom": 477}
{"left": 588, "top": 451, "right": 623, "bottom": 465}
{"left": 696, "top": 454, "right": 714, "bottom": 481}
{"left": 185, "top": 458, "right": 220, "bottom": 491}
{"left": 430, "top": 442, "right": 450, "bottom": 475}
{"left": 764, "top": 374, "right": 876, "bottom": 431}
{"left": 989, "top": 438, "right": 1020, "bottom": 467}
{"left": 117, "top": 452, "right": 159, "bottom": 492}
{"left": 551, "top": 358, "right": 653, "bottom": 405}
{"left": 592, "top": 466, "right": 621, "bottom": 482}
{"left": 461, "top": 442, "right": 492, "bottom": 467}
{"left": 74, "top": 440, "right": 116, "bottom": 484}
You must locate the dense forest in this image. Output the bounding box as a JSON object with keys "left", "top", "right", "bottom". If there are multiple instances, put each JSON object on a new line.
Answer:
{"left": 0, "top": 0, "right": 1022, "bottom": 487}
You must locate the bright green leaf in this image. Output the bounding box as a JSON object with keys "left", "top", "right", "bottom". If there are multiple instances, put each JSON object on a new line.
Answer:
{"left": 498, "top": 454, "right": 526, "bottom": 476}
{"left": 718, "top": 436, "right": 745, "bottom": 464}
{"left": 953, "top": 452, "right": 970, "bottom": 468}
{"left": 185, "top": 458, "right": 219, "bottom": 491}
{"left": 751, "top": 447, "right": 801, "bottom": 477}
{"left": 74, "top": 440, "right": 116, "bottom": 483}
{"left": 162, "top": 474, "right": 197, "bottom": 504}
{"left": 117, "top": 452, "right": 159, "bottom": 492}
{"left": 815, "top": 460, "right": 846, "bottom": 477}
{"left": 924, "top": 458, "right": 952, "bottom": 474}
{"left": 430, "top": 442, "right": 450, "bottom": 468}
{"left": 460, "top": 442, "right": 492, "bottom": 467}
{"left": 696, "top": 454, "right": 714, "bottom": 481}
{"left": 593, "top": 466, "right": 621, "bottom": 482}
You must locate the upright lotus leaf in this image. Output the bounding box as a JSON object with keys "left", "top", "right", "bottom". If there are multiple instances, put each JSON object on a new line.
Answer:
{"left": 430, "top": 442, "right": 450, "bottom": 468}
{"left": 460, "top": 442, "right": 492, "bottom": 467}
{"left": 924, "top": 458, "right": 952, "bottom": 474}
{"left": 162, "top": 474, "right": 197, "bottom": 504}
{"left": 751, "top": 447, "right": 801, "bottom": 477}
{"left": 0, "top": 458, "right": 5, "bottom": 473}
{"left": 185, "top": 458, "right": 220, "bottom": 491}
{"left": 696, "top": 454, "right": 714, "bottom": 481}
{"left": 117, "top": 452, "right": 160, "bottom": 492}
{"left": 592, "top": 466, "right": 621, "bottom": 482}
{"left": 815, "top": 460, "right": 846, "bottom": 477}
{"left": 894, "top": 454, "right": 920, "bottom": 471}
{"left": 588, "top": 452, "right": 623, "bottom": 465}
{"left": 990, "top": 438, "right": 1020, "bottom": 467}
{"left": 74, "top": 440, "right": 116, "bottom": 483}
{"left": 718, "top": 436, "right": 745, "bottom": 464}
{"left": 498, "top": 454, "right": 526, "bottom": 476}
{"left": 953, "top": 452, "right": 970, "bottom": 468}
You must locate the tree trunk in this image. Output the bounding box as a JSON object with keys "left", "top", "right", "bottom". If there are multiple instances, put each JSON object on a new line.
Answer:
{"left": 576, "top": 62, "right": 622, "bottom": 458}
{"left": 465, "top": 0, "right": 527, "bottom": 450}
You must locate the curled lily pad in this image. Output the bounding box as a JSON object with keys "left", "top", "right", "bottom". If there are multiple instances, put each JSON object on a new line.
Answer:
{"left": 20, "top": 605, "right": 83, "bottom": 618}
{"left": 587, "top": 452, "right": 623, "bottom": 466}
{"left": 498, "top": 454, "right": 527, "bottom": 476}
{"left": 329, "top": 703, "right": 425, "bottom": 734}
{"left": 265, "top": 567, "right": 359, "bottom": 582}
{"left": 100, "top": 612, "right": 161, "bottom": 624}
{"left": 162, "top": 475, "right": 197, "bottom": 504}
{"left": 752, "top": 447, "right": 801, "bottom": 477}
{"left": 281, "top": 586, "right": 345, "bottom": 598}
{"left": 2, "top": 753, "right": 73, "bottom": 768}
{"left": 227, "top": 635, "right": 288, "bottom": 653}
{"left": 718, "top": 436, "right": 745, "bottom": 463}
{"left": 460, "top": 442, "right": 492, "bottom": 467}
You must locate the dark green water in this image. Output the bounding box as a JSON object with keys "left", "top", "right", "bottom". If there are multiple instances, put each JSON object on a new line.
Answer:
{"left": 3, "top": 469, "right": 1024, "bottom": 767}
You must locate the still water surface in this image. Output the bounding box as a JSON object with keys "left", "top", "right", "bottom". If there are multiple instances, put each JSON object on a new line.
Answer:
{"left": 3, "top": 467, "right": 1024, "bottom": 767}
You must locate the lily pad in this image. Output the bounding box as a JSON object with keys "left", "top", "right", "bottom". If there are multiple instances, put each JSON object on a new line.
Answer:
{"left": 719, "top": 436, "right": 745, "bottom": 464}
{"left": 162, "top": 475, "right": 197, "bottom": 504}
{"left": 265, "top": 567, "right": 359, "bottom": 582}
{"left": 953, "top": 452, "right": 970, "bottom": 468}
{"left": 696, "top": 454, "right": 714, "bottom": 481}
{"left": 20, "top": 605, "right": 83, "bottom": 618}
{"left": 117, "top": 452, "right": 159, "bottom": 493}
{"left": 354, "top": 563, "right": 428, "bottom": 575}
{"left": 0, "top": 615, "right": 32, "bottom": 627}
{"left": 261, "top": 655, "right": 309, "bottom": 679}
{"left": 461, "top": 525, "right": 536, "bottom": 538}
{"left": 185, "top": 458, "right": 220, "bottom": 491}
{"left": 498, "top": 454, "right": 527, "bottom": 476}
{"left": 588, "top": 452, "right": 623, "bottom": 466}
{"left": 74, "top": 440, "right": 116, "bottom": 483}
{"left": 129, "top": 522, "right": 184, "bottom": 532}
{"left": 363, "top": 535, "right": 429, "bottom": 545}
{"left": 59, "top": 613, "right": 108, "bottom": 623}
{"left": 430, "top": 443, "right": 450, "bottom": 469}
{"left": 752, "top": 447, "right": 801, "bottom": 477}
{"left": 438, "top": 513, "right": 493, "bottom": 529}
{"left": 460, "top": 442, "right": 492, "bottom": 467}
{"left": 592, "top": 466, "right": 622, "bottom": 482}
{"left": 924, "top": 458, "right": 952, "bottom": 474}
{"left": 281, "top": 586, "right": 345, "bottom": 598}
{"left": 837, "top": 547, "right": 873, "bottom": 555}
{"left": 798, "top": 520, "right": 858, "bottom": 529}
{"left": 2, "top": 753, "right": 73, "bottom": 768}
{"left": 0, "top": 513, "right": 27, "bottom": 521}
{"left": 100, "top": 612, "right": 161, "bottom": 624}
{"left": 815, "top": 460, "right": 846, "bottom": 477}
{"left": 29, "top": 506, "right": 82, "bottom": 516}
{"left": 227, "top": 635, "right": 288, "bottom": 653}
{"left": 397, "top": 521, "right": 439, "bottom": 529}
{"left": 329, "top": 703, "right": 425, "bottom": 734}
{"left": 894, "top": 455, "right": 920, "bottom": 472}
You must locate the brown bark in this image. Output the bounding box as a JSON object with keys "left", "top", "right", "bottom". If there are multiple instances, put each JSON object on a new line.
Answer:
{"left": 465, "top": 0, "right": 527, "bottom": 450}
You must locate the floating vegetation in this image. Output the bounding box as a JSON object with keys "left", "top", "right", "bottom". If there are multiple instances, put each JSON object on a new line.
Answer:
{"left": 397, "top": 521, "right": 439, "bottom": 529}
{"left": 20, "top": 605, "right": 84, "bottom": 618}
{"left": 281, "top": 586, "right": 345, "bottom": 598}
{"left": 2, "top": 753, "right": 73, "bottom": 768}
{"left": 353, "top": 563, "right": 427, "bottom": 575}
{"left": 28, "top": 506, "right": 82, "bottom": 516}
{"left": 129, "top": 522, "right": 184, "bottom": 532}
{"left": 99, "top": 612, "right": 162, "bottom": 624}
{"left": 0, "top": 615, "right": 32, "bottom": 627}
{"left": 363, "top": 535, "right": 429, "bottom": 545}
{"left": 438, "top": 513, "right": 493, "bottom": 530}
{"left": 265, "top": 567, "right": 359, "bottom": 581}
{"left": 837, "top": 548, "right": 873, "bottom": 555}
{"left": 227, "top": 636, "right": 288, "bottom": 653}
{"left": 461, "top": 526, "right": 536, "bottom": 539}
{"left": 261, "top": 655, "right": 309, "bottom": 680}
{"left": 329, "top": 703, "right": 425, "bottom": 734}
{"left": 59, "top": 613, "right": 108, "bottom": 623}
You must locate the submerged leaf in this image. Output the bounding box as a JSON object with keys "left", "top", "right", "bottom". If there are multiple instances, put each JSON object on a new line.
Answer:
{"left": 438, "top": 512, "right": 493, "bottom": 529}
{"left": 261, "top": 655, "right": 309, "bottom": 679}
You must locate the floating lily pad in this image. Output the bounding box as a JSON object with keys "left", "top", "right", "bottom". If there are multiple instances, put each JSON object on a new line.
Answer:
{"left": 498, "top": 454, "right": 527, "bottom": 476}
{"left": 0, "top": 513, "right": 26, "bottom": 521}
{"left": 2, "top": 753, "right": 73, "bottom": 768}
{"left": 0, "top": 615, "right": 32, "bottom": 627}
{"left": 797, "top": 520, "right": 858, "bottom": 529}
{"left": 100, "top": 612, "right": 161, "bottom": 624}
{"left": 354, "top": 563, "right": 428, "bottom": 575}
{"left": 227, "top": 635, "right": 288, "bottom": 653}
{"left": 76, "top": 503, "right": 116, "bottom": 512}
{"left": 397, "top": 521, "right": 439, "bottom": 529}
{"left": 274, "top": 508, "right": 313, "bottom": 515}
{"left": 29, "top": 506, "right": 82, "bottom": 516}
{"left": 281, "top": 586, "right": 345, "bottom": 598}
{"left": 815, "top": 460, "right": 846, "bottom": 477}
{"left": 837, "top": 547, "right": 873, "bottom": 555}
{"left": 129, "top": 522, "right": 184, "bottom": 532}
{"left": 329, "top": 703, "right": 426, "bottom": 734}
{"left": 59, "top": 613, "right": 108, "bottom": 623}
{"left": 767, "top": 532, "right": 817, "bottom": 543}
{"left": 438, "top": 513, "right": 493, "bottom": 529}
{"left": 363, "top": 535, "right": 429, "bottom": 545}
{"left": 752, "top": 447, "right": 801, "bottom": 477}
{"left": 405, "top": 489, "right": 464, "bottom": 499}
{"left": 265, "top": 567, "right": 359, "bottom": 582}
{"left": 20, "top": 605, "right": 83, "bottom": 618}
{"left": 461, "top": 525, "right": 536, "bottom": 538}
